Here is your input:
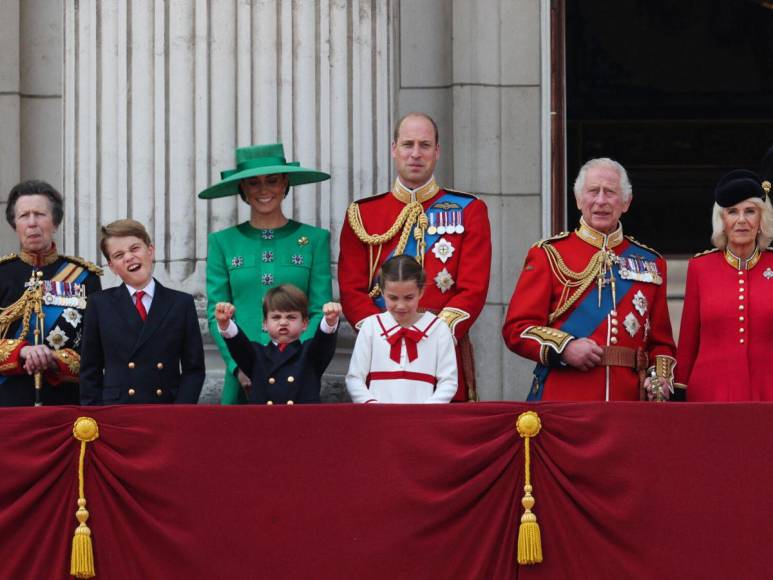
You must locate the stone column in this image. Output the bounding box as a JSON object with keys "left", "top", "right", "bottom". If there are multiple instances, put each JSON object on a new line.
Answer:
{"left": 63, "top": 0, "right": 394, "bottom": 399}
{"left": 63, "top": 0, "right": 393, "bottom": 288}
{"left": 396, "top": 0, "right": 548, "bottom": 400}
{"left": 0, "top": 0, "right": 63, "bottom": 251}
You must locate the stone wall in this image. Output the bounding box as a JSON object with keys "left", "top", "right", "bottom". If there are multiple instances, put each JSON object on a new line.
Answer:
{"left": 14, "top": 0, "right": 558, "bottom": 402}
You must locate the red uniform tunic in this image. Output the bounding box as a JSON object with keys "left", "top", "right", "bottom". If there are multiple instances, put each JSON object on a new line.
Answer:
{"left": 338, "top": 178, "right": 491, "bottom": 401}
{"left": 502, "top": 221, "right": 676, "bottom": 401}
{"left": 676, "top": 248, "right": 773, "bottom": 401}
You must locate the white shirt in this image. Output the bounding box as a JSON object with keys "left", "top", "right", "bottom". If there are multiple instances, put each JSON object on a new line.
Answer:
{"left": 126, "top": 278, "right": 155, "bottom": 314}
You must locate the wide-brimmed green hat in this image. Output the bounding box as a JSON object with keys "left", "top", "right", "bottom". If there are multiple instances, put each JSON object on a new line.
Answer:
{"left": 197, "top": 143, "right": 330, "bottom": 199}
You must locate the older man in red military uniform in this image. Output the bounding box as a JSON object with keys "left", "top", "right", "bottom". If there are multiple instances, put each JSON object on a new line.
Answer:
{"left": 339, "top": 112, "right": 491, "bottom": 401}
{"left": 502, "top": 158, "right": 676, "bottom": 401}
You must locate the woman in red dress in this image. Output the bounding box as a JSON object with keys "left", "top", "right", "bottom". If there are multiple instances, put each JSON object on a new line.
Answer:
{"left": 676, "top": 169, "right": 773, "bottom": 400}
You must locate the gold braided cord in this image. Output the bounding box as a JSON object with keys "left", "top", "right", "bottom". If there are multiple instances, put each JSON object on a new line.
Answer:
{"left": 542, "top": 244, "right": 605, "bottom": 324}
{"left": 347, "top": 201, "right": 424, "bottom": 247}
{"left": 0, "top": 292, "right": 35, "bottom": 339}
{"left": 347, "top": 200, "right": 429, "bottom": 291}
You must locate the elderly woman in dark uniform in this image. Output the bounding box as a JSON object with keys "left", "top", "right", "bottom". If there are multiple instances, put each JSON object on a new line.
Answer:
{"left": 0, "top": 180, "right": 102, "bottom": 406}
{"left": 199, "top": 144, "right": 332, "bottom": 405}
{"left": 675, "top": 170, "right": 773, "bottom": 401}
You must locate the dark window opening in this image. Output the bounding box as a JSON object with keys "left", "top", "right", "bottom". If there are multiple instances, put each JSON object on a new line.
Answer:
{"left": 565, "top": 0, "right": 773, "bottom": 255}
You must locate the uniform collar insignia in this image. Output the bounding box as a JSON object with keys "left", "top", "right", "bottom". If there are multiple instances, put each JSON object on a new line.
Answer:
{"left": 576, "top": 218, "right": 624, "bottom": 250}
{"left": 19, "top": 244, "right": 59, "bottom": 267}
{"left": 392, "top": 177, "right": 440, "bottom": 204}
{"left": 724, "top": 246, "right": 761, "bottom": 270}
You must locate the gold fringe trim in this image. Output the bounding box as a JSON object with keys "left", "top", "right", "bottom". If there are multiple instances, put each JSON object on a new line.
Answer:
{"left": 516, "top": 411, "right": 543, "bottom": 565}
{"left": 70, "top": 417, "right": 99, "bottom": 579}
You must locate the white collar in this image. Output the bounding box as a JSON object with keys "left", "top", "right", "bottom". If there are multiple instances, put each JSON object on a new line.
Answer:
{"left": 126, "top": 278, "right": 156, "bottom": 298}
{"left": 378, "top": 311, "right": 437, "bottom": 335}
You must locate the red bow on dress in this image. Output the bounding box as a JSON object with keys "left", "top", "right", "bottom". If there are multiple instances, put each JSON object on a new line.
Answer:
{"left": 387, "top": 328, "right": 424, "bottom": 364}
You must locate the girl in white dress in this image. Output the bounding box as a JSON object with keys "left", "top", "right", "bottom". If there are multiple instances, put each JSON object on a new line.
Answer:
{"left": 346, "top": 255, "right": 458, "bottom": 403}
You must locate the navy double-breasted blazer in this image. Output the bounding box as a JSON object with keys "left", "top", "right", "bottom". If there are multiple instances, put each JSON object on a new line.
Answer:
{"left": 225, "top": 324, "right": 337, "bottom": 404}
{"left": 79, "top": 280, "right": 205, "bottom": 404}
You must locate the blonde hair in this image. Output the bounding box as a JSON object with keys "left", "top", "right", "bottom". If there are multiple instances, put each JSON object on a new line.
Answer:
{"left": 710, "top": 196, "right": 773, "bottom": 250}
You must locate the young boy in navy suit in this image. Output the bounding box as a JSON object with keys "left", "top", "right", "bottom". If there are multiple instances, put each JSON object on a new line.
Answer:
{"left": 80, "top": 219, "right": 205, "bottom": 404}
{"left": 215, "top": 284, "right": 340, "bottom": 404}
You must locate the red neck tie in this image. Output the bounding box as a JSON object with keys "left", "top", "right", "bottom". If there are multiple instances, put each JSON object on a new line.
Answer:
{"left": 387, "top": 328, "right": 423, "bottom": 364}
{"left": 277, "top": 343, "right": 287, "bottom": 352}
{"left": 135, "top": 290, "right": 148, "bottom": 322}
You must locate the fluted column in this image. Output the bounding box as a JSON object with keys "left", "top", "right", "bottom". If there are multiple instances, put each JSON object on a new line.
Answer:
{"left": 63, "top": 0, "right": 393, "bottom": 293}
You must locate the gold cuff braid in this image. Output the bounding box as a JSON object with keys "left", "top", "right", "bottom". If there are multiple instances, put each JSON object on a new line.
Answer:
{"left": 437, "top": 308, "right": 470, "bottom": 336}
{"left": 520, "top": 326, "right": 573, "bottom": 354}
{"left": 653, "top": 355, "right": 676, "bottom": 382}
{"left": 0, "top": 338, "right": 22, "bottom": 372}
{"left": 53, "top": 349, "right": 80, "bottom": 380}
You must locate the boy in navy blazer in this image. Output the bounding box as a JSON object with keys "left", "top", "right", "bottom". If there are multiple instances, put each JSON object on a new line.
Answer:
{"left": 215, "top": 284, "right": 340, "bottom": 404}
{"left": 80, "top": 219, "right": 205, "bottom": 404}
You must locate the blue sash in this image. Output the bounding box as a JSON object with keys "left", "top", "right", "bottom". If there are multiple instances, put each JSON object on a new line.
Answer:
{"left": 372, "top": 191, "right": 474, "bottom": 309}
{"left": 527, "top": 243, "right": 657, "bottom": 401}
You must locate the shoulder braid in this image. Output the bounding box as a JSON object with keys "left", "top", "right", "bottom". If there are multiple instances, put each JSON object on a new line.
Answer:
{"left": 624, "top": 235, "right": 662, "bottom": 258}
{"left": 534, "top": 231, "right": 570, "bottom": 249}
{"left": 693, "top": 248, "right": 719, "bottom": 258}
{"left": 63, "top": 255, "right": 104, "bottom": 275}
{"left": 0, "top": 253, "right": 18, "bottom": 265}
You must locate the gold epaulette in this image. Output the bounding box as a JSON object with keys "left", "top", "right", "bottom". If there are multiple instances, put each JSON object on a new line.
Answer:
{"left": 693, "top": 248, "right": 719, "bottom": 258}
{"left": 534, "top": 232, "right": 570, "bottom": 249}
{"left": 63, "top": 255, "right": 103, "bottom": 275}
{"left": 624, "top": 235, "right": 662, "bottom": 258}
{"left": 0, "top": 253, "right": 18, "bottom": 265}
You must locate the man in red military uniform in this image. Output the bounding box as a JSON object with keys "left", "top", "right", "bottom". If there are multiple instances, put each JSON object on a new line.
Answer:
{"left": 502, "top": 158, "right": 676, "bottom": 401}
{"left": 339, "top": 112, "right": 491, "bottom": 401}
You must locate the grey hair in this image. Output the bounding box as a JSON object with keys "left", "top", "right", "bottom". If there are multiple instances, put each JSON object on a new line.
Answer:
{"left": 710, "top": 197, "right": 773, "bottom": 250}
{"left": 573, "top": 158, "right": 632, "bottom": 202}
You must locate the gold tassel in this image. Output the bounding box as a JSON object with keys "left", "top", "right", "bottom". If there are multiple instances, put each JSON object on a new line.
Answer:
{"left": 70, "top": 417, "right": 99, "bottom": 579}
{"left": 516, "top": 411, "right": 543, "bottom": 565}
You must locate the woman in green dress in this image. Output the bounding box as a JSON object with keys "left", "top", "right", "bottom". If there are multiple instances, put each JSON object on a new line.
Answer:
{"left": 199, "top": 143, "right": 332, "bottom": 404}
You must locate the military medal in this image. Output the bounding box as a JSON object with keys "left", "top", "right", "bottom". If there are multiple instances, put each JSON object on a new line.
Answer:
{"left": 623, "top": 312, "right": 640, "bottom": 337}
{"left": 437, "top": 213, "right": 446, "bottom": 235}
{"left": 432, "top": 238, "right": 455, "bottom": 264}
{"left": 632, "top": 290, "right": 648, "bottom": 316}
{"left": 43, "top": 281, "right": 87, "bottom": 308}
{"left": 455, "top": 210, "right": 464, "bottom": 234}
{"left": 618, "top": 255, "right": 661, "bottom": 285}
{"left": 764, "top": 267, "right": 773, "bottom": 280}
{"left": 46, "top": 325, "right": 68, "bottom": 350}
{"left": 427, "top": 213, "right": 437, "bottom": 235}
{"left": 62, "top": 308, "right": 82, "bottom": 328}
{"left": 434, "top": 268, "right": 455, "bottom": 293}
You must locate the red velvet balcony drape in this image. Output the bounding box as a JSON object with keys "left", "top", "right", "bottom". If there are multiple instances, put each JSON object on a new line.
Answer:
{"left": 1, "top": 403, "right": 772, "bottom": 580}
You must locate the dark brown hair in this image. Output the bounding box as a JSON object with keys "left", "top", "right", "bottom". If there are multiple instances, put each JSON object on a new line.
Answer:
{"left": 393, "top": 112, "right": 439, "bottom": 145}
{"left": 100, "top": 219, "right": 153, "bottom": 260}
{"left": 379, "top": 254, "right": 426, "bottom": 290}
{"left": 263, "top": 284, "right": 309, "bottom": 319}
{"left": 6, "top": 180, "right": 64, "bottom": 228}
